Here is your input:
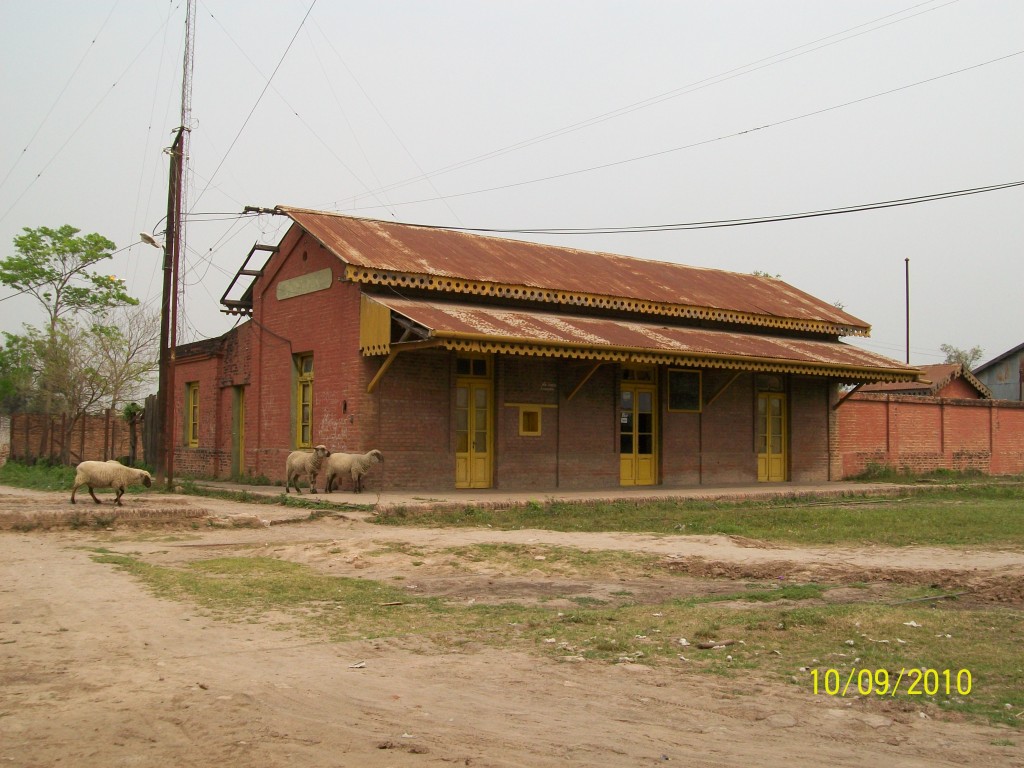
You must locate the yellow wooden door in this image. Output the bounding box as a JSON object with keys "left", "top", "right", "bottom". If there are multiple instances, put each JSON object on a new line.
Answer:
{"left": 620, "top": 384, "right": 657, "bottom": 486}
{"left": 455, "top": 379, "right": 492, "bottom": 488}
{"left": 757, "top": 392, "right": 787, "bottom": 482}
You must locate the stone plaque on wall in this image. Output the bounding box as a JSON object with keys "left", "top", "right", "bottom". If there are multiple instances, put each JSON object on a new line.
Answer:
{"left": 276, "top": 268, "right": 333, "bottom": 301}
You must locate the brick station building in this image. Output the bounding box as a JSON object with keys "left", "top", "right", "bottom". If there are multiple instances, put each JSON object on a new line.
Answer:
{"left": 172, "top": 208, "right": 920, "bottom": 491}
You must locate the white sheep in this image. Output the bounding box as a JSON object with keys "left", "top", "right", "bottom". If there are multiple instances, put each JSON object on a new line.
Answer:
{"left": 285, "top": 445, "right": 331, "bottom": 494}
{"left": 70, "top": 460, "right": 153, "bottom": 506}
{"left": 324, "top": 449, "right": 383, "bottom": 493}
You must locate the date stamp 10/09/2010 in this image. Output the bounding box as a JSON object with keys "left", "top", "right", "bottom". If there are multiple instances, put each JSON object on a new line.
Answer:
{"left": 811, "top": 668, "right": 972, "bottom": 697}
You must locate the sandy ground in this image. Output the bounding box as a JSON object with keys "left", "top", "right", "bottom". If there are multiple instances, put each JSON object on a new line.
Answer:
{"left": 1, "top": 485, "right": 1022, "bottom": 767}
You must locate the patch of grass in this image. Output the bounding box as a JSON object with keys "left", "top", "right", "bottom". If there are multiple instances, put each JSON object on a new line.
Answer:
{"left": 172, "top": 480, "right": 376, "bottom": 513}
{"left": 91, "top": 550, "right": 1023, "bottom": 727}
{"left": 0, "top": 459, "right": 77, "bottom": 491}
{"left": 853, "top": 464, "right": 989, "bottom": 483}
{"left": 441, "top": 543, "right": 662, "bottom": 578}
{"left": 376, "top": 482, "right": 1024, "bottom": 547}
{"left": 696, "top": 583, "right": 828, "bottom": 604}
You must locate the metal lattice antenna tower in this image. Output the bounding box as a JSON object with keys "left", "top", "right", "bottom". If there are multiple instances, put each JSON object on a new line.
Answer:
{"left": 175, "top": 0, "right": 195, "bottom": 344}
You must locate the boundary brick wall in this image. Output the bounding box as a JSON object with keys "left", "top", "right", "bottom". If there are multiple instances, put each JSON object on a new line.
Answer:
{"left": 8, "top": 411, "right": 142, "bottom": 465}
{"left": 837, "top": 392, "right": 1024, "bottom": 477}
{"left": 0, "top": 416, "right": 9, "bottom": 466}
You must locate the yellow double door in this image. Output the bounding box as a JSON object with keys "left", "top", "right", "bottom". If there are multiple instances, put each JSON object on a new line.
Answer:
{"left": 757, "top": 392, "right": 787, "bottom": 482}
{"left": 455, "top": 379, "right": 492, "bottom": 488}
{"left": 620, "top": 383, "right": 657, "bottom": 486}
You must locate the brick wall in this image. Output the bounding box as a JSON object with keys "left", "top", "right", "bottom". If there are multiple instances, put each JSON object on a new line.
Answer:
{"left": 697, "top": 372, "right": 757, "bottom": 483}
{"left": 0, "top": 416, "right": 9, "bottom": 466}
{"left": 169, "top": 225, "right": 848, "bottom": 490}
{"left": 556, "top": 364, "right": 620, "bottom": 489}
{"left": 789, "top": 377, "right": 831, "bottom": 482}
{"left": 8, "top": 411, "right": 141, "bottom": 464}
{"left": 837, "top": 392, "right": 1024, "bottom": 476}
{"left": 372, "top": 349, "right": 454, "bottom": 492}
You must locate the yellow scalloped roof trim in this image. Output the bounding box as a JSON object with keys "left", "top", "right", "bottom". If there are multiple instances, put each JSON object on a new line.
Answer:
{"left": 344, "top": 265, "right": 867, "bottom": 338}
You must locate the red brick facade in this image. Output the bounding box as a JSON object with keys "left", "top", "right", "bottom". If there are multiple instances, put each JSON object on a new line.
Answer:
{"left": 169, "top": 216, "right": 914, "bottom": 491}
{"left": 836, "top": 392, "right": 1024, "bottom": 477}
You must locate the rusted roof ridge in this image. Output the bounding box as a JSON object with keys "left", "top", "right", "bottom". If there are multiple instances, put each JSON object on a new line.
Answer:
{"left": 343, "top": 265, "right": 868, "bottom": 338}
{"left": 277, "top": 206, "right": 870, "bottom": 335}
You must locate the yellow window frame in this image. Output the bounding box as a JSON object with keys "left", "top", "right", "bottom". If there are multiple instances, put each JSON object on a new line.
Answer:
{"left": 519, "top": 405, "right": 542, "bottom": 436}
{"left": 186, "top": 382, "right": 199, "bottom": 447}
{"left": 455, "top": 353, "right": 490, "bottom": 378}
{"left": 295, "top": 353, "right": 314, "bottom": 448}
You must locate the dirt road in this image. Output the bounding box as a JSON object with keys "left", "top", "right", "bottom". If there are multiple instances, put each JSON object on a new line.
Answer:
{"left": 1, "top": 487, "right": 1021, "bottom": 767}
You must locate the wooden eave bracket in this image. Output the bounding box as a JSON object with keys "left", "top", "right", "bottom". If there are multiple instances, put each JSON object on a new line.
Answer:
{"left": 833, "top": 383, "right": 865, "bottom": 409}
{"left": 566, "top": 363, "right": 603, "bottom": 402}
{"left": 704, "top": 372, "right": 741, "bottom": 409}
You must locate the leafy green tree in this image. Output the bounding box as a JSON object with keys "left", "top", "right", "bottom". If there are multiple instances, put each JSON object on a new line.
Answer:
{"left": 0, "top": 225, "right": 152, "bottom": 462}
{"left": 0, "top": 332, "right": 37, "bottom": 413}
{"left": 0, "top": 225, "right": 136, "bottom": 332}
{"left": 940, "top": 344, "right": 984, "bottom": 369}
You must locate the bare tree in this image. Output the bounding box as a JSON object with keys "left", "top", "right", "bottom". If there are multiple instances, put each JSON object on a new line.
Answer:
{"left": 92, "top": 304, "right": 160, "bottom": 411}
{"left": 18, "top": 307, "right": 159, "bottom": 463}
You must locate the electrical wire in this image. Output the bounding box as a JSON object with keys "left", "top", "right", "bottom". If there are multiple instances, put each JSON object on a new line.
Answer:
{"left": 0, "top": 13, "right": 178, "bottom": 227}
{"left": 189, "top": 0, "right": 318, "bottom": 211}
{"left": 342, "top": 48, "right": 1024, "bottom": 214}
{"left": 307, "top": 18, "right": 464, "bottom": 224}
{"left": 195, "top": 0, "right": 396, "bottom": 217}
{"left": 429, "top": 180, "right": 1024, "bottom": 235}
{"left": 0, "top": 0, "right": 122, "bottom": 195}
{"left": 339, "top": 0, "right": 960, "bottom": 207}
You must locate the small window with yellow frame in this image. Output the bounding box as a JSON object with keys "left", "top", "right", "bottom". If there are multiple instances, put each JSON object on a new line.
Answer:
{"left": 187, "top": 382, "right": 200, "bottom": 447}
{"left": 519, "top": 405, "right": 542, "bottom": 436}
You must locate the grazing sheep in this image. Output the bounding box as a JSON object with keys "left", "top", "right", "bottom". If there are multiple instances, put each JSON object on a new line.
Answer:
{"left": 70, "top": 460, "right": 153, "bottom": 506}
{"left": 324, "top": 449, "right": 383, "bottom": 493}
{"left": 285, "top": 445, "right": 331, "bottom": 494}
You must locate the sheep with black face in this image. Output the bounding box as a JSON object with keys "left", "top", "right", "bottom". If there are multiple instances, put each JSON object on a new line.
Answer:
{"left": 323, "top": 449, "right": 383, "bottom": 493}
{"left": 284, "top": 445, "right": 331, "bottom": 494}
{"left": 70, "top": 460, "right": 153, "bottom": 506}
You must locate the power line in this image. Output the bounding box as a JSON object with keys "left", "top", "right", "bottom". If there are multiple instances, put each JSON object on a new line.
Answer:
{"left": 196, "top": 1, "right": 398, "bottom": 216}
{"left": 339, "top": 0, "right": 960, "bottom": 207}
{"left": 403, "top": 179, "right": 1024, "bottom": 235}
{"left": 0, "top": 0, "right": 122, "bottom": 195}
{"left": 190, "top": 0, "right": 318, "bottom": 211}
{"left": 0, "top": 12, "right": 178, "bottom": 226}
{"left": 342, "top": 48, "right": 1024, "bottom": 214}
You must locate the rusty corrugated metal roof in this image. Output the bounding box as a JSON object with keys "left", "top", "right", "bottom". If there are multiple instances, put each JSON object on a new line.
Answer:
{"left": 368, "top": 295, "right": 919, "bottom": 381}
{"left": 860, "top": 363, "right": 991, "bottom": 396}
{"left": 277, "top": 207, "right": 870, "bottom": 336}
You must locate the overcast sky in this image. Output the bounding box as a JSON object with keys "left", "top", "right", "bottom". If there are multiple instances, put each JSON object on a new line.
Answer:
{"left": 1, "top": 0, "right": 1021, "bottom": 369}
